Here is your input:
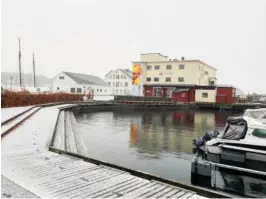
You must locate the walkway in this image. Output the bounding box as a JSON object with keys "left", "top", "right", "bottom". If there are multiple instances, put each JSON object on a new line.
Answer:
{"left": 1, "top": 105, "right": 209, "bottom": 198}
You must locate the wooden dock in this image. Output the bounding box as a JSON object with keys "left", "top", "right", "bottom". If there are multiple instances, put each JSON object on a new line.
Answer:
{"left": 1, "top": 104, "right": 230, "bottom": 198}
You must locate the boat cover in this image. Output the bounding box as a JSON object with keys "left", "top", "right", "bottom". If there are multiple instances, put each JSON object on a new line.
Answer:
{"left": 221, "top": 116, "right": 247, "bottom": 140}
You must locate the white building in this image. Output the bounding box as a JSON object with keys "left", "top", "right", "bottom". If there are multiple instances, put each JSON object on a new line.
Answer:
{"left": 105, "top": 69, "right": 132, "bottom": 95}
{"left": 52, "top": 71, "right": 111, "bottom": 96}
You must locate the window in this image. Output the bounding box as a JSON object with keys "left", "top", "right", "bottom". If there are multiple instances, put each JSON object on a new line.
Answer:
{"left": 116, "top": 82, "right": 119, "bottom": 87}
{"left": 57, "top": 87, "right": 60, "bottom": 90}
{"left": 113, "top": 82, "right": 115, "bottom": 86}
{"left": 108, "top": 82, "right": 111, "bottom": 86}
{"left": 116, "top": 75, "right": 120, "bottom": 79}
{"left": 100, "top": 89, "right": 102, "bottom": 92}
{"left": 252, "top": 129, "right": 266, "bottom": 138}
{"left": 77, "top": 88, "right": 82, "bottom": 93}
{"left": 147, "top": 65, "right": 152, "bottom": 70}
{"left": 120, "top": 82, "right": 123, "bottom": 86}
{"left": 166, "top": 65, "right": 172, "bottom": 70}
{"left": 120, "top": 89, "right": 122, "bottom": 93}
{"left": 105, "top": 89, "right": 107, "bottom": 92}
{"left": 124, "top": 82, "right": 128, "bottom": 87}
{"left": 97, "top": 89, "right": 99, "bottom": 92}
{"left": 70, "top": 88, "right": 75, "bottom": 93}
{"left": 121, "top": 75, "right": 123, "bottom": 79}
{"left": 205, "top": 71, "right": 209, "bottom": 75}
{"left": 59, "top": 76, "right": 64, "bottom": 80}
{"left": 154, "top": 65, "right": 160, "bottom": 70}
{"left": 146, "top": 77, "right": 151, "bottom": 82}
{"left": 179, "top": 64, "right": 185, "bottom": 69}
{"left": 165, "top": 77, "right": 171, "bottom": 82}
{"left": 202, "top": 93, "right": 208, "bottom": 98}
{"left": 154, "top": 77, "right": 159, "bottom": 82}
{"left": 178, "top": 77, "right": 184, "bottom": 82}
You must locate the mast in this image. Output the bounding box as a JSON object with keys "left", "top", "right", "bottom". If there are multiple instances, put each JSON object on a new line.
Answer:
{"left": 18, "top": 38, "right": 22, "bottom": 88}
{"left": 33, "top": 52, "right": 36, "bottom": 87}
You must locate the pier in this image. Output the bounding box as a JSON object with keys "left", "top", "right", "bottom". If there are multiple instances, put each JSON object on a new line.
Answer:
{"left": 1, "top": 103, "right": 232, "bottom": 198}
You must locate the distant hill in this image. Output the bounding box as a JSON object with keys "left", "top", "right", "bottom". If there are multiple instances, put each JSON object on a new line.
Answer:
{"left": 1, "top": 72, "right": 52, "bottom": 87}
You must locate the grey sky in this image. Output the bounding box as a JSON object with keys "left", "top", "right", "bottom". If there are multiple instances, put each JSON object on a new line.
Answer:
{"left": 1, "top": 0, "right": 266, "bottom": 93}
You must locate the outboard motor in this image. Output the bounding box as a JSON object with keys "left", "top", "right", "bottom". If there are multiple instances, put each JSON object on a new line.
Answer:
{"left": 193, "top": 129, "right": 220, "bottom": 148}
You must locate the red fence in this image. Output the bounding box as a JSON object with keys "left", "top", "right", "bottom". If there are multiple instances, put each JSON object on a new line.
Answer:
{"left": 1, "top": 91, "right": 83, "bottom": 108}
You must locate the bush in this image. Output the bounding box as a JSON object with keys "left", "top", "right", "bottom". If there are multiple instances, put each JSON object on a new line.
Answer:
{"left": 1, "top": 91, "right": 83, "bottom": 108}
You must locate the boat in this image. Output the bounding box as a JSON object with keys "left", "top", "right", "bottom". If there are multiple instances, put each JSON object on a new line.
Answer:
{"left": 193, "top": 108, "right": 266, "bottom": 172}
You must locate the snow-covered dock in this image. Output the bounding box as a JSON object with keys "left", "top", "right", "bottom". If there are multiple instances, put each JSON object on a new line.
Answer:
{"left": 1, "top": 104, "right": 225, "bottom": 198}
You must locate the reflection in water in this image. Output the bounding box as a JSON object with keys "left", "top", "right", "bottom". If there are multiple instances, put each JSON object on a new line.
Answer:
{"left": 75, "top": 110, "right": 247, "bottom": 194}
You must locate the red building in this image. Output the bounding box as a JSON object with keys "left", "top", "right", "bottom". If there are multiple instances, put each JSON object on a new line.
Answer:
{"left": 143, "top": 84, "right": 237, "bottom": 104}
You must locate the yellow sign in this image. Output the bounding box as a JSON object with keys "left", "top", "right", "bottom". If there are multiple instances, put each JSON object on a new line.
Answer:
{"left": 132, "top": 64, "right": 143, "bottom": 85}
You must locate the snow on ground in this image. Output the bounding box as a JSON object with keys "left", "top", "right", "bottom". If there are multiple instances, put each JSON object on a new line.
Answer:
{"left": 1, "top": 106, "right": 33, "bottom": 123}
{"left": 1, "top": 176, "right": 39, "bottom": 198}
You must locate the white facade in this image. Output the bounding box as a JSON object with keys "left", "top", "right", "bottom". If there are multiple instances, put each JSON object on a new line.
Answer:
{"left": 52, "top": 72, "right": 111, "bottom": 96}
{"left": 105, "top": 69, "right": 132, "bottom": 96}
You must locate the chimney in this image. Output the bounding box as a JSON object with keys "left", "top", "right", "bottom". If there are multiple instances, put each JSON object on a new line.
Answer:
{"left": 181, "top": 57, "right": 185, "bottom": 60}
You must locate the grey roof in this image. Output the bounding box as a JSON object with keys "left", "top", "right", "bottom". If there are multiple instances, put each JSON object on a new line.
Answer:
{"left": 105, "top": 69, "right": 132, "bottom": 79}
{"left": 119, "top": 69, "right": 132, "bottom": 78}
{"left": 63, "top": 72, "right": 108, "bottom": 86}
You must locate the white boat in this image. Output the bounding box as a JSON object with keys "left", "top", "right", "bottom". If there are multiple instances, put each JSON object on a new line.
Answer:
{"left": 199, "top": 109, "right": 266, "bottom": 171}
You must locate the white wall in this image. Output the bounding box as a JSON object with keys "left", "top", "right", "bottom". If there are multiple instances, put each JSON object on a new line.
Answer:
{"left": 195, "top": 89, "right": 216, "bottom": 103}
{"left": 52, "top": 72, "right": 112, "bottom": 95}
{"left": 105, "top": 69, "right": 132, "bottom": 95}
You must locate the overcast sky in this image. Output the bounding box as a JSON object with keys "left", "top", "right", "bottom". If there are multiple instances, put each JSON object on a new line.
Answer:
{"left": 1, "top": 0, "right": 266, "bottom": 93}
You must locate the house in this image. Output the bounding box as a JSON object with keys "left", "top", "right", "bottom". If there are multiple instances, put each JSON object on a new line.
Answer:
{"left": 105, "top": 69, "right": 132, "bottom": 95}
{"left": 132, "top": 53, "right": 217, "bottom": 97}
{"left": 52, "top": 72, "right": 111, "bottom": 96}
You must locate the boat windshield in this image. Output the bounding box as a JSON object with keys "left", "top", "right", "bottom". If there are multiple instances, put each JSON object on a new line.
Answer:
{"left": 244, "top": 109, "right": 266, "bottom": 120}
{"left": 252, "top": 128, "right": 266, "bottom": 138}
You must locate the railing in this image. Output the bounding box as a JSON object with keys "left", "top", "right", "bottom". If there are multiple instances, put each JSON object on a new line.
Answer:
{"left": 114, "top": 95, "right": 172, "bottom": 102}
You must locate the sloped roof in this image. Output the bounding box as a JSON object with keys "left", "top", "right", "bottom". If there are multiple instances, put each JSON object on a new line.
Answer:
{"left": 105, "top": 69, "right": 132, "bottom": 79}
{"left": 63, "top": 72, "right": 108, "bottom": 86}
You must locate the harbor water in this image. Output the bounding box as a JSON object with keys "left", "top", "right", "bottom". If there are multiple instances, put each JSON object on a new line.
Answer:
{"left": 74, "top": 110, "right": 266, "bottom": 197}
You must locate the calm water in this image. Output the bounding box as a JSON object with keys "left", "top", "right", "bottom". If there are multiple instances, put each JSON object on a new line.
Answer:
{"left": 74, "top": 110, "right": 237, "bottom": 184}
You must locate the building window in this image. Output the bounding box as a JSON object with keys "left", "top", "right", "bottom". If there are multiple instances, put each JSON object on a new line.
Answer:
{"left": 165, "top": 77, "right": 171, "bottom": 82}
{"left": 202, "top": 93, "right": 208, "bottom": 98}
{"left": 108, "top": 82, "right": 111, "bottom": 86}
{"left": 154, "top": 65, "right": 160, "bottom": 70}
{"left": 124, "top": 82, "right": 128, "bottom": 87}
{"left": 154, "top": 77, "right": 159, "bottom": 82}
{"left": 100, "top": 89, "right": 102, "bottom": 92}
{"left": 178, "top": 77, "right": 184, "bottom": 82}
{"left": 77, "top": 88, "right": 82, "bottom": 93}
{"left": 105, "top": 89, "right": 107, "bottom": 92}
{"left": 120, "top": 89, "right": 122, "bottom": 93}
{"left": 59, "top": 76, "right": 64, "bottom": 80}
{"left": 116, "top": 82, "right": 119, "bottom": 87}
{"left": 113, "top": 82, "right": 115, "bottom": 86}
{"left": 205, "top": 71, "right": 208, "bottom": 75}
{"left": 116, "top": 75, "right": 120, "bottom": 79}
{"left": 97, "top": 89, "right": 99, "bottom": 92}
{"left": 70, "top": 88, "right": 75, "bottom": 93}
{"left": 179, "top": 64, "right": 185, "bottom": 69}
{"left": 147, "top": 65, "right": 152, "bottom": 70}
{"left": 146, "top": 77, "right": 151, "bottom": 82}
{"left": 120, "top": 82, "right": 123, "bottom": 86}
{"left": 166, "top": 65, "right": 172, "bottom": 70}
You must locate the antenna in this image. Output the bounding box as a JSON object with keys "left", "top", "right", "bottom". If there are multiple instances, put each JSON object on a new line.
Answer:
{"left": 33, "top": 52, "right": 36, "bottom": 87}
{"left": 18, "top": 38, "right": 22, "bottom": 88}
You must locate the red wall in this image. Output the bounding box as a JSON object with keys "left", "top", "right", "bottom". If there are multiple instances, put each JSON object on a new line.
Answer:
{"left": 172, "top": 91, "right": 189, "bottom": 103}
{"left": 144, "top": 86, "right": 153, "bottom": 97}
{"left": 216, "top": 87, "right": 236, "bottom": 104}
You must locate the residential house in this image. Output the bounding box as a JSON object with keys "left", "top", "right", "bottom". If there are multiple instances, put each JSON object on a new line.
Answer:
{"left": 105, "top": 69, "right": 132, "bottom": 95}
{"left": 52, "top": 72, "right": 111, "bottom": 96}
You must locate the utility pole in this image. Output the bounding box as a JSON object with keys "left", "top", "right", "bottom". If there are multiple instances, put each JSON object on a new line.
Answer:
{"left": 18, "top": 38, "right": 22, "bottom": 88}
{"left": 10, "top": 76, "right": 13, "bottom": 91}
{"left": 33, "top": 52, "right": 36, "bottom": 87}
